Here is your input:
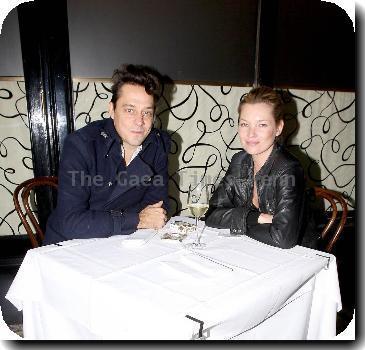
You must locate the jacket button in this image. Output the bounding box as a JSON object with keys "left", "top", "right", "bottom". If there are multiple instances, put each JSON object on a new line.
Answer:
{"left": 108, "top": 181, "right": 113, "bottom": 187}
{"left": 105, "top": 154, "right": 109, "bottom": 158}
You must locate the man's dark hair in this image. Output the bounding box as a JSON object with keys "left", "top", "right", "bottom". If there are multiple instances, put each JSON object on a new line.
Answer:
{"left": 110, "top": 64, "right": 162, "bottom": 107}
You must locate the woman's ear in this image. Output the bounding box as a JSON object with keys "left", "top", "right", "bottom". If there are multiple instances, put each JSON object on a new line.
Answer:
{"left": 276, "top": 120, "right": 284, "bottom": 136}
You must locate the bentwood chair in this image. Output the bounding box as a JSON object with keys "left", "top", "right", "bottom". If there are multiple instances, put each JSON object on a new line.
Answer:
{"left": 313, "top": 187, "right": 348, "bottom": 253}
{"left": 13, "top": 176, "right": 58, "bottom": 248}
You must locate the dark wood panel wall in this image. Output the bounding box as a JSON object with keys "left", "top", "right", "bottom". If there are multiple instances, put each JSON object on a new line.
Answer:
{"left": 258, "top": 0, "right": 355, "bottom": 90}
{"left": 17, "top": 0, "right": 74, "bottom": 231}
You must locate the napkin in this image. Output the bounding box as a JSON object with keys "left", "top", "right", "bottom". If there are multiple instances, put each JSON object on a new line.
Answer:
{"left": 120, "top": 239, "right": 145, "bottom": 248}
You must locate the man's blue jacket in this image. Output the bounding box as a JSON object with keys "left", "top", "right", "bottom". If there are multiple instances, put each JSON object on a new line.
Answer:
{"left": 44, "top": 118, "right": 170, "bottom": 245}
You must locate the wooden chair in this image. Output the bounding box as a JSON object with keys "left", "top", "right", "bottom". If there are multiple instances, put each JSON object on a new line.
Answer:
{"left": 13, "top": 176, "right": 58, "bottom": 248}
{"left": 314, "top": 187, "right": 348, "bottom": 253}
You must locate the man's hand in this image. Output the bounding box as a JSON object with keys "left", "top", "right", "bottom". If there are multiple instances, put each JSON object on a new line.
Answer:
{"left": 258, "top": 213, "right": 273, "bottom": 224}
{"left": 137, "top": 201, "right": 167, "bottom": 229}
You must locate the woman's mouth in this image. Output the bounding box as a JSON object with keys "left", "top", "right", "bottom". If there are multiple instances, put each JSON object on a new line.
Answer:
{"left": 246, "top": 141, "right": 259, "bottom": 146}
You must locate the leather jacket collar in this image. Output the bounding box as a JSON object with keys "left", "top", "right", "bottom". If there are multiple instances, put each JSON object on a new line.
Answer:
{"left": 255, "top": 143, "right": 280, "bottom": 177}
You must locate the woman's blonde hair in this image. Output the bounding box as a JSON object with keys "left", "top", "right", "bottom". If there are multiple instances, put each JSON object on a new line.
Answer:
{"left": 238, "top": 86, "right": 284, "bottom": 124}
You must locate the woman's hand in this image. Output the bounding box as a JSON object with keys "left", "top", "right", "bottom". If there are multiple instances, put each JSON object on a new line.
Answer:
{"left": 258, "top": 213, "right": 273, "bottom": 224}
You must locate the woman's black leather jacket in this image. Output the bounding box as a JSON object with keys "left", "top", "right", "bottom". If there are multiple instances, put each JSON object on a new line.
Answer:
{"left": 205, "top": 144, "right": 319, "bottom": 249}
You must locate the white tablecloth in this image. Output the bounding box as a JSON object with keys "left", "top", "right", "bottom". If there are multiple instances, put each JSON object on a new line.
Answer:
{"left": 6, "top": 216, "right": 342, "bottom": 340}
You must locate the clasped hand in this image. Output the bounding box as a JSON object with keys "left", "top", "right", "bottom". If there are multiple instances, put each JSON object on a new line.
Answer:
{"left": 258, "top": 213, "right": 273, "bottom": 224}
{"left": 137, "top": 200, "right": 167, "bottom": 229}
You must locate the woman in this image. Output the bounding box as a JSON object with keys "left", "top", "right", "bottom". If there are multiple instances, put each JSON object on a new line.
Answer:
{"left": 205, "top": 86, "right": 319, "bottom": 249}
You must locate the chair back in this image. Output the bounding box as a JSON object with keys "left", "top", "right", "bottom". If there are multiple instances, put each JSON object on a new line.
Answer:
{"left": 314, "top": 187, "right": 348, "bottom": 253}
{"left": 13, "top": 176, "right": 58, "bottom": 248}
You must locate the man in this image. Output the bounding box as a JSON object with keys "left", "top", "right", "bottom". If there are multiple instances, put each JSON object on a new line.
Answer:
{"left": 44, "top": 64, "right": 170, "bottom": 245}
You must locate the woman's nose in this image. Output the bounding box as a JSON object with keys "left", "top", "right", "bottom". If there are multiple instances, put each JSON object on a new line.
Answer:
{"left": 248, "top": 126, "right": 256, "bottom": 137}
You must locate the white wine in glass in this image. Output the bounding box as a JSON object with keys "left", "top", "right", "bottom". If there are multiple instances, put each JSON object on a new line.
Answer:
{"left": 186, "top": 181, "right": 209, "bottom": 249}
{"left": 188, "top": 203, "right": 209, "bottom": 218}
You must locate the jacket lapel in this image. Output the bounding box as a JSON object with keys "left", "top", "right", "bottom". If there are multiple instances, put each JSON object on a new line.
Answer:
{"left": 104, "top": 157, "right": 154, "bottom": 208}
{"left": 256, "top": 143, "right": 279, "bottom": 177}
{"left": 102, "top": 122, "right": 157, "bottom": 208}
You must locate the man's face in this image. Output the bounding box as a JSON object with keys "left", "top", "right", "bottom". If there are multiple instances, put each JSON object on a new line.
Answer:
{"left": 109, "top": 84, "right": 154, "bottom": 152}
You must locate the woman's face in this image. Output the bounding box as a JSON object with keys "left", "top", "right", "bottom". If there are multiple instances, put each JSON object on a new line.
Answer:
{"left": 238, "top": 102, "right": 283, "bottom": 159}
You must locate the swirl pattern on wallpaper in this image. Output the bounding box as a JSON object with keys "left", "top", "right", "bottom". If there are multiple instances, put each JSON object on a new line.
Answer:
{"left": 0, "top": 79, "right": 356, "bottom": 236}
{"left": 71, "top": 82, "right": 355, "bottom": 217}
{"left": 0, "top": 80, "right": 33, "bottom": 236}
{"left": 283, "top": 89, "right": 355, "bottom": 208}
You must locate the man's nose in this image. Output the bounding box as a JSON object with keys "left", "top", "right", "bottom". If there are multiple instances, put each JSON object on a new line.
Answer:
{"left": 135, "top": 113, "right": 144, "bottom": 125}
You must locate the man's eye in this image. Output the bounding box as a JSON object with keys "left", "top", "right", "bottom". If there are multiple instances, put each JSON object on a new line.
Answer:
{"left": 125, "top": 108, "right": 134, "bottom": 114}
{"left": 142, "top": 111, "right": 153, "bottom": 118}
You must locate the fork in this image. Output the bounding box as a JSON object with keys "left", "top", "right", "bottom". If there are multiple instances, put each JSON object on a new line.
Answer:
{"left": 187, "top": 249, "right": 234, "bottom": 271}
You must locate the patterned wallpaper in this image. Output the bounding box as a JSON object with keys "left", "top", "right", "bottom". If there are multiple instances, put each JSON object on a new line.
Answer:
{"left": 0, "top": 80, "right": 33, "bottom": 236}
{"left": 0, "top": 78, "right": 355, "bottom": 236}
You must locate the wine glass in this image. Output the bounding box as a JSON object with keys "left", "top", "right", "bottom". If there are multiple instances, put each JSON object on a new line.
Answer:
{"left": 185, "top": 180, "right": 209, "bottom": 249}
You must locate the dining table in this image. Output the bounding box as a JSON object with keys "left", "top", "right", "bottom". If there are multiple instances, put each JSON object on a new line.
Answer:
{"left": 5, "top": 216, "right": 342, "bottom": 340}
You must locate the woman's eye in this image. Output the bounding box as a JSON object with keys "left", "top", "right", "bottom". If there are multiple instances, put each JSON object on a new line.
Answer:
{"left": 240, "top": 123, "right": 248, "bottom": 127}
{"left": 259, "top": 123, "right": 268, "bottom": 127}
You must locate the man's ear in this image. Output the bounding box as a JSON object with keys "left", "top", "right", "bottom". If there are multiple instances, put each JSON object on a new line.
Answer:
{"left": 108, "top": 102, "right": 115, "bottom": 119}
{"left": 276, "top": 120, "right": 284, "bottom": 136}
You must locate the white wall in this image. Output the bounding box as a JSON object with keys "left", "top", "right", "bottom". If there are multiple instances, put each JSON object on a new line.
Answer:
{"left": 0, "top": 8, "right": 23, "bottom": 76}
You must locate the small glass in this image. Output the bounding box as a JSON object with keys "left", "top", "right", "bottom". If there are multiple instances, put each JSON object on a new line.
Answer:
{"left": 185, "top": 180, "right": 209, "bottom": 249}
